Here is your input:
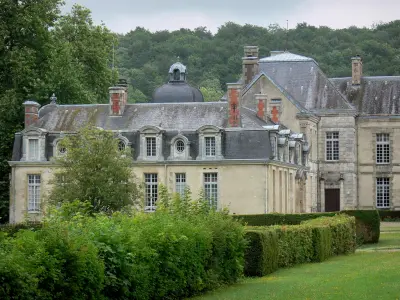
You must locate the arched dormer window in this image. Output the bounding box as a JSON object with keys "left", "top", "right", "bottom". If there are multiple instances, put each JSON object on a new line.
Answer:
{"left": 168, "top": 134, "right": 191, "bottom": 160}
{"left": 137, "top": 125, "right": 164, "bottom": 161}
{"left": 115, "top": 133, "right": 131, "bottom": 154}
{"left": 173, "top": 69, "right": 180, "bottom": 81}
{"left": 21, "top": 128, "right": 47, "bottom": 162}
{"left": 196, "top": 125, "right": 223, "bottom": 160}
{"left": 52, "top": 138, "right": 67, "bottom": 157}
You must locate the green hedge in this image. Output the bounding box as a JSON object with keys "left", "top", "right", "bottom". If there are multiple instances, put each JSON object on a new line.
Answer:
{"left": 0, "top": 210, "right": 245, "bottom": 300}
{"left": 244, "top": 230, "right": 278, "bottom": 277}
{"left": 244, "top": 215, "right": 356, "bottom": 277}
{"left": 234, "top": 212, "right": 336, "bottom": 226}
{"left": 341, "top": 210, "right": 380, "bottom": 244}
{"left": 378, "top": 210, "right": 400, "bottom": 221}
{"left": 235, "top": 210, "right": 379, "bottom": 244}
{"left": 0, "top": 222, "right": 42, "bottom": 237}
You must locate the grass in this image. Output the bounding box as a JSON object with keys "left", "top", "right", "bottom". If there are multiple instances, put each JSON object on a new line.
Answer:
{"left": 191, "top": 223, "right": 400, "bottom": 300}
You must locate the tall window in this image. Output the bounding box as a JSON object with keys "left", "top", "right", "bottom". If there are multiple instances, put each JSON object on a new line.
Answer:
{"left": 205, "top": 137, "right": 216, "bottom": 157}
{"left": 376, "top": 178, "right": 390, "bottom": 208}
{"left": 146, "top": 137, "right": 156, "bottom": 157}
{"left": 28, "top": 139, "right": 39, "bottom": 160}
{"left": 28, "top": 174, "right": 41, "bottom": 212}
{"left": 326, "top": 132, "right": 339, "bottom": 161}
{"left": 175, "top": 173, "right": 186, "bottom": 197}
{"left": 204, "top": 173, "right": 218, "bottom": 208}
{"left": 376, "top": 133, "right": 390, "bottom": 164}
{"left": 145, "top": 173, "right": 158, "bottom": 211}
{"left": 270, "top": 136, "right": 277, "bottom": 159}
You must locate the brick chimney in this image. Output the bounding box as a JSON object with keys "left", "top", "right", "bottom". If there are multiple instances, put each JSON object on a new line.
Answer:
{"left": 351, "top": 55, "right": 363, "bottom": 85}
{"left": 242, "top": 46, "right": 259, "bottom": 86}
{"left": 109, "top": 78, "right": 128, "bottom": 116}
{"left": 255, "top": 94, "right": 268, "bottom": 120}
{"left": 23, "top": 100, "right": 41, "bottom": 128}
{"left": 227, "top": 83, "right": 242, "bottom": 127}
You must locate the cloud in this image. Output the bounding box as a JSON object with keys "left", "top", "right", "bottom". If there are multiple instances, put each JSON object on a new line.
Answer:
{"left": 62, "top": 0, "right": 400, "bottom": 33}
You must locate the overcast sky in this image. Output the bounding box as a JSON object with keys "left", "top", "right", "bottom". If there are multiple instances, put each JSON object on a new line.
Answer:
{"left": 62, "top": 0, "right": 400, "bottom": 33}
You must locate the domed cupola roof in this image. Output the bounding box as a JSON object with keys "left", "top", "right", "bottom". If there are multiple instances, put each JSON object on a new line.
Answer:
{"left": 152, "top": 62, "right": 204, "bottom": 103}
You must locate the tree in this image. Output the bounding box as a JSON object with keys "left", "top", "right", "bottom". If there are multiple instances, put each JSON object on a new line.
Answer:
{"left": 48, "top": 127, "right": 141, "bottom": 214}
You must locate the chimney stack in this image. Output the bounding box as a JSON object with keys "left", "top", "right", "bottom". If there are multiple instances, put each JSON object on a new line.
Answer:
{"left": 255, "top": 94, "right": 268, "bottom": 120}
{"left": 351, "top": 55, "right": 363, "bottom": 85}
{"left": 109, "top": 78, "right": 128, "bottom": 116}
{"left": 23, "top": 100, "right": 41, "bottom": 128}
{"left": 227, "top": 83, "right": 242, "bottom": 127}
{"left": 242, "top": 46, "right": 259, "bottom": 86}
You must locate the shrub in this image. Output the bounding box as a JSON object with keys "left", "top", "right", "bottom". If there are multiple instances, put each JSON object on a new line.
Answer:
{"left": 0, "top": 221, "right": 42, "bottom": 237}
{"left": 273, "top": 224, "right": 314, "bottom": 268}
{"left": 342, "top": 210, "right": 380, "bottom": 244}
{"left": 378, "top": 210, "right": 400, "bottom": 222}
{"left": 244, "top": 229, "right": 278, "bottom": 277}
{"left": 309, "top": 225, "right": 332, "bottom": 262}
{"left": 234, "top": 212, "right": 337, "bottom": 226}
{"left": 303, "top": 215, "right": 356, "bottom": 255}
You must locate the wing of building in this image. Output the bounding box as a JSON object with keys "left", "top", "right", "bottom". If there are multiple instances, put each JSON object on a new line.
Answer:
{"left": 8, "top": 46, "right": 400, "bottom": 223}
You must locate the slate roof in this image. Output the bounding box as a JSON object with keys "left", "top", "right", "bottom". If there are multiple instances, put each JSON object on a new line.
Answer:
{"left": 152, "top": 82, "right": 204, "bottom": 103}
{"left": 259, "top": 52, "right": 317, "bottom": 64}
{"left": 258, "top": 54, "right": 354, "bottom": 111}
{"left": 330, "top": 76, "right": 400, "bottom": 115}
{"left": 35, "top": 102, "right": 268, "bottom": 132}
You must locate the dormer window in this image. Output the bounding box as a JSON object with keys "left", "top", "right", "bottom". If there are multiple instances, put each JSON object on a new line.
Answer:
{"left": 205, "top": 137, "right": 216, "bottom": 157}
{"left": 196, "top": 125, "right": 223, "bottom": 160}
{"left": 176, "top": 140, "right": 185, "bottom": 153}
{"left": 21, "top": 128, "right": 46, "bottom": 162}
{"left": 168, "top": 134, "right": 191, "bottom": 160}
{"left": 118, "top": 140, "right": 126, "bottom": 152}
{"left": 138, "top": 126, "right": 164, "bottom": 161}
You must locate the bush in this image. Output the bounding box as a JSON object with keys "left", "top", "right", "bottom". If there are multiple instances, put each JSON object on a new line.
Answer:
{"left": 234, "top": 212, "right": 337, "bottom": 226}
{"left": 235, "top": 210, "right": 380, "bottom": 244}
{"left": 303, "top": 215, "right": 356, "bottom": 255}
{"left": 309, "top": 226, "right": 332, "bottom": 262}
{"left": 342, "top": 210, "right": 380, "bottom": 244}
{"left": 244, "top": 230, "right": 278, "bottom": 277}
{"left": 0, "top": 221, "right": 42, "bottom": 237}
{"left": 243, "top": 215, "right": 356, "bottom": 277}
{"left": 378, "top": 210, "right": 400, "bottom": 222}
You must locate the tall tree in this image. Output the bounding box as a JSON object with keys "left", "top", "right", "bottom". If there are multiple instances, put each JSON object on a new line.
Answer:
{"left": 0, "top": 1, "right": 116, "bottom": 222}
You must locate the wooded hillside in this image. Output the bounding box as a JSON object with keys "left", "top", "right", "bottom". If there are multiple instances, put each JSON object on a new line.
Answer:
{"left": 116, "top": 21, "right": 400, "bottom": 102}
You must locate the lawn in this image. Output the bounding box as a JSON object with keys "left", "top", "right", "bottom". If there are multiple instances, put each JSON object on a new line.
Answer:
{"left": 191, "top": 223, "right": 400, "bottom": 300}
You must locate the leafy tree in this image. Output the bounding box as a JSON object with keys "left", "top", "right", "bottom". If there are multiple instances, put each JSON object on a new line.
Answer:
{"left": 0, "top": 1, "right": 116, "bottom": 222}
{"left": 48, "top": 126, "right": 141, "bottom": 214}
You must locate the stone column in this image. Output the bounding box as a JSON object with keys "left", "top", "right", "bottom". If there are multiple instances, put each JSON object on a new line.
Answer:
{"left": 339, "top": 174, "right": 345, "bottom": 210}
{"left": 320, "top": 178, "right": 325, "bottom": 212}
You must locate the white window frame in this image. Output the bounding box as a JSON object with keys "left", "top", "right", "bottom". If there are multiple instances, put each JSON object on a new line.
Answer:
{"left": 27, "top": 138, "right": 40, "bottom": 161}
{"left": 196, "top": 125, "right": 223, "bottom": 160}
{"left": 204, "top": 173, "right": 218, "bottom": 209}
{"left": 376, "top": 133, "right": 390, "bottom": 164}
{"left": 144, "top": 173, "right": 158, "bottom": 212}
{"left": 138, "top": 126, "right": 164, "bottom": 161}
{"left": 27, "top": 174, "right": 41, "bottom": 212}
{"left": 175, "top": 173, "right": 186, "bottom": 197}
{"left": 376, "top": 177, "right": 390, "bottom": 208}
{"left": 205, "top": 136, "right": 216, "bottom": 157}
{"left": 146, "top": 137, "right": 156, "bottom": 157}
{"left": 326, "top": 132, "right": 339, "bottom": 161}
{"left": 21, "top": 128, "right": 46, "bottom": 162}
{"left": 168, "top": 134, "right": 191, "bottom": 160}
{"left": 270, "top": 136, "right": 277, "bottom": 159}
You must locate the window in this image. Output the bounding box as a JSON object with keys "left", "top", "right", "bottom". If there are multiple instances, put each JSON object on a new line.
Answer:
{"left": 296, "top": 144, "right": 301, "bottom": 165}
{"left": 118, "top": 140, "right": 126, "bottom": 152}
{"left": 28, "top": 174, "right": 41, "bottom": 212}
{"left": 146, "top": 137, "right": 156, "bottom": 157}
{"left": 204, "top": 173, "right": 218, "bottom": 208}
{"left": 175, "top": 173, "right": 186, "bottom": 197}
{"left": 376, "top": 178, "right": 390, "bottom": 208}
{"left": 205, "top": 137, "right": 216, "bottom": 157}
{"left": 326, "top": 132, "right": 339, "bottom": 161}
{"left": 144, "top": 173, "right": 158, "bottom": 211}
{"left": 376, "top": 133, "right": 390, "bottom": 164}
{"left": 176, "top": 140, "right": 185, "bottom": 153}
{"left": 270, "top": 136, "right": 277, "bottom": 159}
{"left": 28, "top": 139, "right": 39, "bottom": 160}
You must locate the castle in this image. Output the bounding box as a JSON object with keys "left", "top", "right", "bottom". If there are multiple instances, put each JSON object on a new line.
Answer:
{"left": 8, "top": 46, "right": 400, "bottom": 223}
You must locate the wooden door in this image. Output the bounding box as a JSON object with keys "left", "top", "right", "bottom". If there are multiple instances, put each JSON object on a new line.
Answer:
{"left": 325, "top": 189, "right": 340, "bottom": 212}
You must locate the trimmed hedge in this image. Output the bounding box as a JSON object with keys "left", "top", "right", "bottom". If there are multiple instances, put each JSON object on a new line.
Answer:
{"left": 341, "top": 210, "right": 380, "bottom": 244}
{"left": 244, "top": 215, "right": 356, "bottom": 277}
{"left": 0, "top": 222, "right": 42, "bottom": 237}
{"left": 235, "top": 210, "right": 380, "bottom": 244}
{"left": 244, "top": 230, "right": 278, "bottom": 277}
{"left": 378, "top": 210, "right": 400, "bottom": 221}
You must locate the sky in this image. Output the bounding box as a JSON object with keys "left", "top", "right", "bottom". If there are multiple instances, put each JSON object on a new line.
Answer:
{"left": 62, "top": 0, "right": 400, "bottom": 33}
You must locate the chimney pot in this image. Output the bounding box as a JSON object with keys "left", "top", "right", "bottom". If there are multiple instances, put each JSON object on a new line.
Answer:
{"left": 351, "top": 55, "right": 363, "bottom": 85}
{"left": 227, "top": 83, "right": 242, "bottom": 127}
{"left": 242, "top": 46, "right": 259, "bottom": 86}
{"left": 109, "top": 78, "right": 128, "bottom": 116}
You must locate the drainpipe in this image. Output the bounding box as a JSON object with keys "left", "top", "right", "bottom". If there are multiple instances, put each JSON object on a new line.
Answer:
{"left": 264, "top": 161, "right": 268, "bottom": 213}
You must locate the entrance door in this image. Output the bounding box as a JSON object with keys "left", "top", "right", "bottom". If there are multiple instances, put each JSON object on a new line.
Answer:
{"left": 325, "top": 189, "right": 340, "bottom": 212}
